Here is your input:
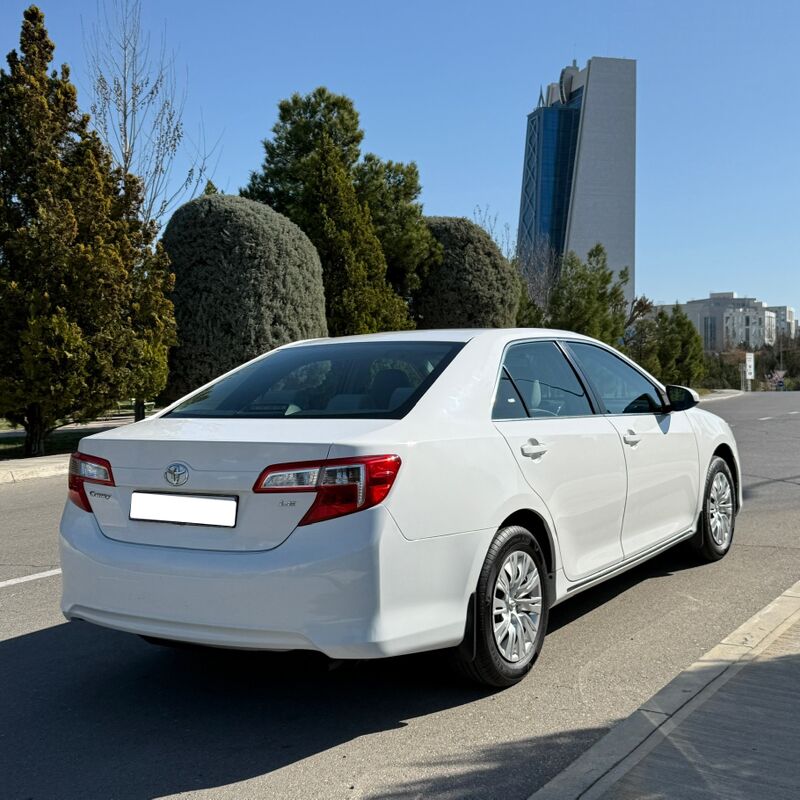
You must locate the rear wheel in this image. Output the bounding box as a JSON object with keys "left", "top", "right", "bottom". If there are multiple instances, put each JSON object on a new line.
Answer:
{"left": 692, "top": 456, "right": 736, "bottom": 562}
{"left": 454, "top": 525, "right": 549, "bottom": 687}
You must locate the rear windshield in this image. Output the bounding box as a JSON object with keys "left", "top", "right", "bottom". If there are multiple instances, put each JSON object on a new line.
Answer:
{"left": 166, "top": 341, "right": 465, "bottom": 419}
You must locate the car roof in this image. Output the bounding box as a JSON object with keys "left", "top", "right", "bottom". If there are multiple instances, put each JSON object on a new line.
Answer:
{"left": 286, "top": 328, "right": 599, "bottom": 347}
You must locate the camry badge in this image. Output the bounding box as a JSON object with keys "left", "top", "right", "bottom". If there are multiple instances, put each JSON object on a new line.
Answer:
{"left": 164, "top": 462, "right": 190, "bottom": 487}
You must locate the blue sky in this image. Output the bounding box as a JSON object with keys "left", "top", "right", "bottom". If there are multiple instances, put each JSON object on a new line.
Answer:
{"left": 2, "top": 1, "right": 798, "bottom": 308}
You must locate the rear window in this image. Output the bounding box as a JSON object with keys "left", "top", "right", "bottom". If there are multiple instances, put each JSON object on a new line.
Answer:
{"left": 166, "top": 341, "right": 465, "bottom": 419}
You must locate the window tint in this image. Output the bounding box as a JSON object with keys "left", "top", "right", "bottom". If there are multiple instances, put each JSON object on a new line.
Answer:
{"left": 493, "top": 341, "right": 592, "bottom": 419}
{"left": 493, "top": 374, "right": 527, "bottom": 419}
{"left": 168, "top": 341, "right": 464, "bottom": 419}
{"left": 568, "top": 343, "right": 663, "bottom": 415}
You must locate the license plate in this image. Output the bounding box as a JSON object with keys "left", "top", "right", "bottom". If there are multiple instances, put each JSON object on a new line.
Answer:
{"left": 130, "top": 492, "right": 238, "bottom": 528}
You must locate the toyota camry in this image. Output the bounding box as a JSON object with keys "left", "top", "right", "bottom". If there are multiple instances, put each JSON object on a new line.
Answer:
{"left": 60, "top": 329, "right": 741, "bottom": 686}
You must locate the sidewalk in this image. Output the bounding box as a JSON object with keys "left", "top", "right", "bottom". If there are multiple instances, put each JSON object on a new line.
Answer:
{"left": 0, "top": 453, "right": 70, "bottom": 484}
{"left": 530, "top": 579, "right": 800, "bottom": 800}
{"left": 0, "top": 418, "right": 131, "bottom": 483}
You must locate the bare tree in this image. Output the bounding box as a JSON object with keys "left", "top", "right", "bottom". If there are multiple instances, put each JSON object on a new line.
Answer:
{"left": 84, "top": 0, "right": 214, "bottom": 230}
{"left": 516, "top": 235, "right": 561, "bottom": 314}
{"left": 473, "top": 204, "right": 514, "bottom": 260}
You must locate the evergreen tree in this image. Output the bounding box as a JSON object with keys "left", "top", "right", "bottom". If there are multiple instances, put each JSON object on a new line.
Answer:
{"left": 662, "top": 304, "right": 705, "bottom": 386}
{"left": 299, "top": 135, "right": 411, "bottom": 335}
{"left": 547, "top": 245, "right": 629, "bottom": 345}
{"left": 0, "top": 6, "right": 175, "bottom": 455}
{"left": 242, "top": 87, "right": 363, "bottom": 215}
{"left": 413, "top": 217, "right": 519, "bottom": 329}
{"left": 353, "top": 154, "right": 439, "bottom": 297}
{"left": 623, "top": 305, "right": 705, "bottom": 387}
{"left": 242, "top": 87, "right": 433, "bottom": 318}
{"left": 622, "top": 316, "right": 661, "bottom": 377}
{"left": 162, "top": 195, "right": 327, "bottom": 401}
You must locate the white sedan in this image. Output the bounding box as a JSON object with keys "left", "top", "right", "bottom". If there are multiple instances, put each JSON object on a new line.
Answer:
{"left": 60, "top": 329, "right": 741, "bottom": 687}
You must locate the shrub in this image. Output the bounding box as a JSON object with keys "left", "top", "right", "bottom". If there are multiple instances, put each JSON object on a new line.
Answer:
{"left": 413, "top": 217, "right": 519, "bottom": 328}
{"left": 162, "top": 195, "right": 327, "bottom": 401}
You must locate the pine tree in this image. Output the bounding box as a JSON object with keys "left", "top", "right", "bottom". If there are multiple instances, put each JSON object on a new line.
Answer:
{"left": 666, "top": 305, "right": 705, "bottom": 386}
{"left": 0, "top": 6, "right": 175, "bottom": 455}
{"left": 299, "top": 135, "right": 411, "bottom": 335}
{"left": 353, "top": 154, "right": 439, "bottom": 297}
{"left": 242, "top": 87, "right": 433, "bottom": 321}
{"left": 547, "top": 245, "right": 629, "bottom": 345}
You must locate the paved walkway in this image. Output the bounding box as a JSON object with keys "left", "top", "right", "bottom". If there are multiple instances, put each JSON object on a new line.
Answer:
{"left": 531, "top": 580, "right": 800, "bottom": 800}
{"left": 0, "top": 419, "right": 133, "bottom": 482}
{"left": 594, "top": 615, "right": 800, "bottom": 799}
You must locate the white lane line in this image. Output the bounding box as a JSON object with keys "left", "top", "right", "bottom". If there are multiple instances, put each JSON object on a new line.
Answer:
{"left": 758, "top": 416, "right": 773, "bottom": 421}
{"left": 0, "top": 568, "right": 61, "bottom": 589}
{"left": 790, "top": 411, "right": 799, "bottom": 415}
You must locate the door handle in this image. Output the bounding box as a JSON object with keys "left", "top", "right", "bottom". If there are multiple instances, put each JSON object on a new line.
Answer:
{"left": 521, "top": 439, "right": 548, "bottom": 459}
{"left": 623, "top": 430, "right": 641, "bottom": 446}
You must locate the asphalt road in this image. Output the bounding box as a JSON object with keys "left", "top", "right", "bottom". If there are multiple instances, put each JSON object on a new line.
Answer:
{"left": 1, "top": 392, "right": 799, "bottom": 800}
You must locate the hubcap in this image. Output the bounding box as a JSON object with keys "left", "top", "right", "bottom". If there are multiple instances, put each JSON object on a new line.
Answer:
{"left": 492, "top": 551, "right": 542, "bottom": 663}
{"left": 708, "top": 472, "right": 734, "bottom": 547}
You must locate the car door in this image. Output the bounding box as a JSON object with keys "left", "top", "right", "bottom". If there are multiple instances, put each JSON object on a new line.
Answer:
{"left": 492, "top": 340, "right": 627, "bottom": 581}
{"left": 566, "top": 342, "right": 700, "bottom": 558}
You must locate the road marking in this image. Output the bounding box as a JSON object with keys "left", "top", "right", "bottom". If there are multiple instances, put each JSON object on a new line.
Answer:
{"left": 0, "top": 568, "right": 61, "bottom": 589}
{"left": 758, "top": 416, "right": 773, "bottom": 421}
{"left": 790, "top": 411, "right": 799, "bottom": 415}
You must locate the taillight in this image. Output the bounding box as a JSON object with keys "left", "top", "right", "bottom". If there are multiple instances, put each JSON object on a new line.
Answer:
{"left": 253, "top": 455, "right": 401, "bottom": 525}
{"left": 68, "top": 452, "right": 115, "bottom": 512}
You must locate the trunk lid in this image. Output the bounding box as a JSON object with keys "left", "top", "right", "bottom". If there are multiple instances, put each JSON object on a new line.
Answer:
{"left": 79, "top": 416, "right": 391, "bottom": 551}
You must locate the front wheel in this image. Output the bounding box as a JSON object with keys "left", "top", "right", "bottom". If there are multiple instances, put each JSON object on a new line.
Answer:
{"left": 691, "top": 456, "right": 736, "bottom": 562}
{"left": 453, "top": 525, "right": 549, "bottom": 687}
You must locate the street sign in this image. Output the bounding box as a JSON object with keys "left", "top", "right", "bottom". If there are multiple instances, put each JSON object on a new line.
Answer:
{"left": 745, "top": 352, "right": 755, "bottom": 380}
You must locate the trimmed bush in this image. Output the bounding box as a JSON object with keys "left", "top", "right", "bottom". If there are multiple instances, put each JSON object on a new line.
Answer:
{"left": 413, "top": 217, "right": 519, "bottom": 329}
{"left": 162, "top": 195, "right": 327, "bottom": 401}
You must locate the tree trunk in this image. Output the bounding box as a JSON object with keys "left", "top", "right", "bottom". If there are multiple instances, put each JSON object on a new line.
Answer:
{"left": 24, "top": 404, "right": 47, "bottom": 457}
{"left": 134, "top": 398, "right": 146, "bottom": 421}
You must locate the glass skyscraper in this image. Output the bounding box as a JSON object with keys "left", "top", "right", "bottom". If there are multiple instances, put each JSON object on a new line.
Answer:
{"left": 517, "top": 57, "right": 636, "bottom": 303}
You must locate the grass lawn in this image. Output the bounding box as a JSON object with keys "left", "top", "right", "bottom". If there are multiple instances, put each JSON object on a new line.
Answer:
{"left": 0, "top": 427, "right": 116, "bottom": 460}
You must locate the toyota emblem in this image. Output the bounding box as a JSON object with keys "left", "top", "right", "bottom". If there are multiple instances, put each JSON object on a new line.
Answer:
{"left": 164, "top": 462, "right": 190, "bottom": 487}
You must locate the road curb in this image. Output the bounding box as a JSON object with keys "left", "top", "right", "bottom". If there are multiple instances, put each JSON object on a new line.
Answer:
{"left": 527, "top": 577, "right": 800, "bottom": 800}
{"left": 699, "top": 390, "right": 743, "bottom": 403}
{"left": 0, "top": 454, "right": 70, "bottom": 484}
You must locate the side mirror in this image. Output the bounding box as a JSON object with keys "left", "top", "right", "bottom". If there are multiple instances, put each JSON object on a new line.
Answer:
{"left": 665, "top": 385, "right": 699, "bottom": 412}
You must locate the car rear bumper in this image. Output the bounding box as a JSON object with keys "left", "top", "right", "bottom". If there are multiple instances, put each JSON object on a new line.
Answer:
{"left": 59, "top": 501, "right": 492, "bottom": 659}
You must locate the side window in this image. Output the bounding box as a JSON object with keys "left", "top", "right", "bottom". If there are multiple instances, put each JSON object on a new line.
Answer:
{"left": 493, "top": 374, "right": 527, "bottom": 419}
{"left": 568, "top": 343, "right": 663, "bottom": 414}
{"left": 493, "top": 341, "right": 593, "bottom": 419}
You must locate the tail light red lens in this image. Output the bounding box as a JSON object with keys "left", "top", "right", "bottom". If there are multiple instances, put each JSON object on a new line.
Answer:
{"left": 68, "top": 452, "right": 115, "bottom": 512}
{"left": 253, "top": 455, "right": 401, "bottom": 525}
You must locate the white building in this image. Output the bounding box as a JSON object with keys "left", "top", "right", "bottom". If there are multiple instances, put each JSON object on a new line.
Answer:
{"left": 767, "top": 306, "right": 796, "bottom": 339}
{"left": 663, "top": 292, "right": 779, "bottom": 352}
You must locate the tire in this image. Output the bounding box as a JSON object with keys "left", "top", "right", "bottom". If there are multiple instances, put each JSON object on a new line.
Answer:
{"left": 453, "top": 525, "right": 549, "bottom": 687}
{"left": 691, "top": 456, "right": 736, "bottom": 562}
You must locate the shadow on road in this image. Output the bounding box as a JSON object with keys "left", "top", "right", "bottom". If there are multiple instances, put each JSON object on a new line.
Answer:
{"left": 0, "top": 615, "right": 613, "bottom": 799}
{"left": 0, "top": 548, "right": 718, "bottom": 800}
{"left": 549, "top": 546, "right": 699, "bottom": 633}
{"left": 1, "top": 620, "right": 493, "bottom": 799}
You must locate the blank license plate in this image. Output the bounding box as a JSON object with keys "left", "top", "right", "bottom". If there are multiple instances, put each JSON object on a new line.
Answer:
{"left": 130, "top": 492, "right": 238, "bottom": 528}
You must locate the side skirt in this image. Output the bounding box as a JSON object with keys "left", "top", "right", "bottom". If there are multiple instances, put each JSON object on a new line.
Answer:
{"left": 555, "top": 527, "right": 696, "bottom": 604}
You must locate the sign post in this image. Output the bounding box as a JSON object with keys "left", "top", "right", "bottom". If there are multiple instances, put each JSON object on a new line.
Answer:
{"left": 745, "top": 352, "right": 755, "bottom": 391}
